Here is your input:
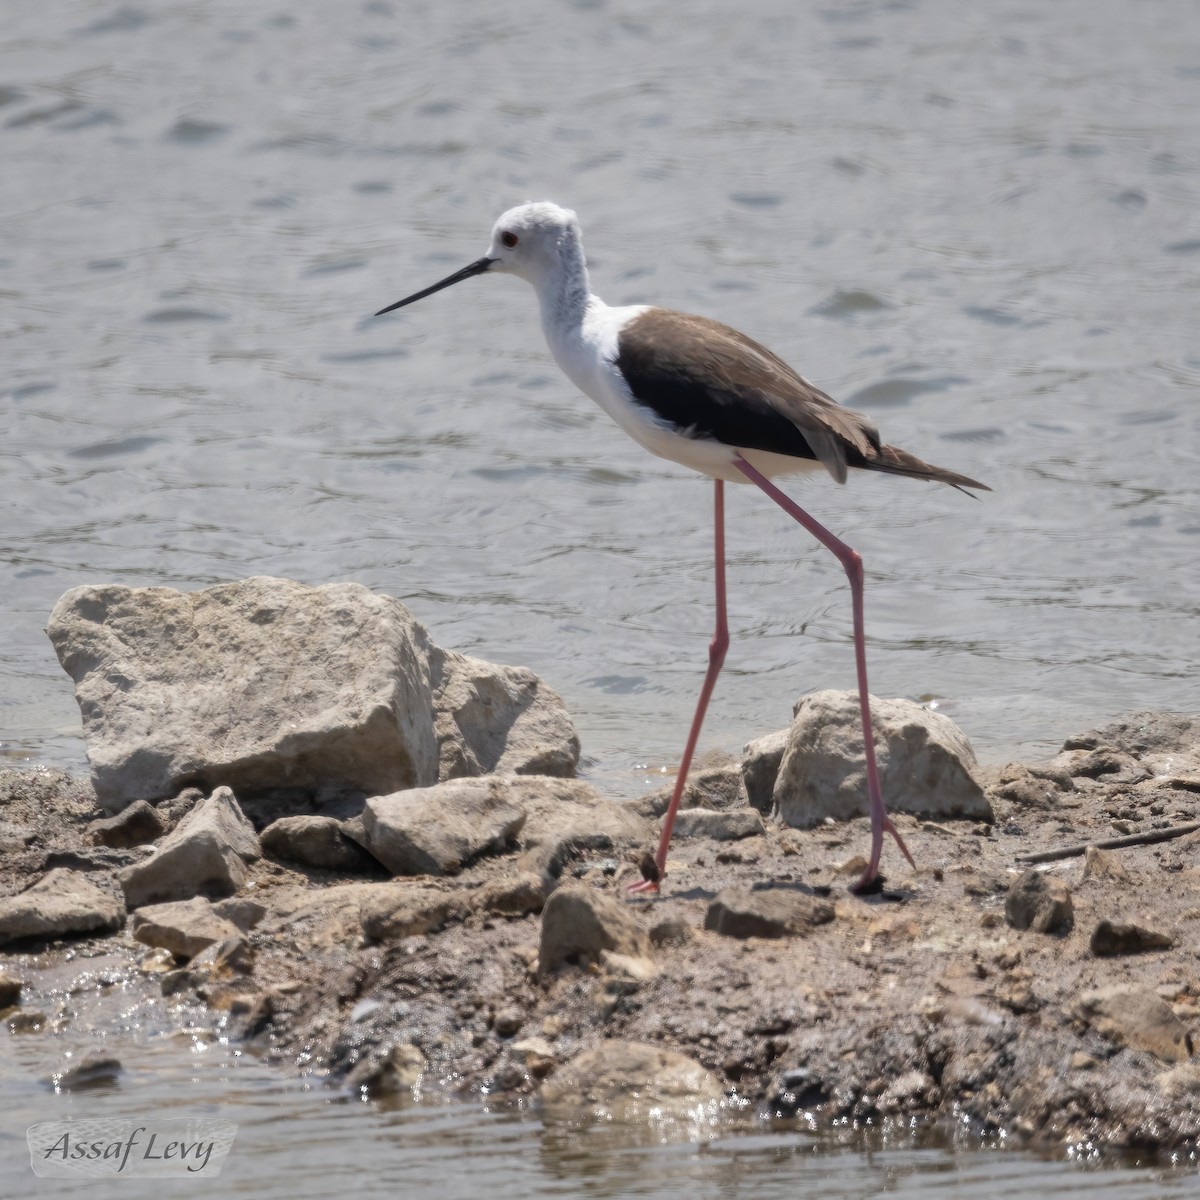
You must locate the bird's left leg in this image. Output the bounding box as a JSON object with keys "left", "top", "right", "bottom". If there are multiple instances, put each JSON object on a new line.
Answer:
{"left": 629, "top": 478, "right": 729, "bottom": 894}
{"left": 732, "top": 456, "right": 914, "bottom": 891}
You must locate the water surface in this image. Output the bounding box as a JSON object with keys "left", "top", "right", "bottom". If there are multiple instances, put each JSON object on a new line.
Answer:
{"left": 2, "top": 0, "right": 1199, "bottom": 1192}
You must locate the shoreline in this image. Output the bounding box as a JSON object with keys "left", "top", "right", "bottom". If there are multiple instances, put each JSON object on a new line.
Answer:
{"left": 3, "top": 708, "right": 1200, "bottom": 1161}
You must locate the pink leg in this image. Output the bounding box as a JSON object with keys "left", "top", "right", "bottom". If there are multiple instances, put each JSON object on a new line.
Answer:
{"left": 630, "top": 478, "right": 730, "bottom": 893}
{"left": 733, "top": 456, "right": 914, "bottom": 890}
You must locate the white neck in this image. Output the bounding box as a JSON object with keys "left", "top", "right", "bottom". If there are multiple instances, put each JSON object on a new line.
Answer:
{"left": 533, "top": 236, "right": 598, "bottom": 340}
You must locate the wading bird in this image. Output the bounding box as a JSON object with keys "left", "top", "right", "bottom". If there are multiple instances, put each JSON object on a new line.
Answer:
{"left": 376, "top": 201, "right": 988, "bottom": 894}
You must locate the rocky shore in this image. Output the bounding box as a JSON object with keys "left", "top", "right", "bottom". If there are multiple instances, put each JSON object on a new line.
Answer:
{"left": 3, "top": 577, "right": 1199, "bottom": 1161}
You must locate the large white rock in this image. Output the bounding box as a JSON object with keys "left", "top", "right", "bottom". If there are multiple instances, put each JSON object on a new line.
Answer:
{"left": 48, "top": 577, "right": 438, "bottom": 811}
{"left": 772, "top": 690, "right": 991, "bottom": 827}
{"left": 48, "top": 577, "right": 580, "bottom": 812}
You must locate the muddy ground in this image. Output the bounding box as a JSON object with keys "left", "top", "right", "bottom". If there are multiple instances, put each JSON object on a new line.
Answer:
{"left": 3, "top": 710, "right": 1200, "bottom": 1163}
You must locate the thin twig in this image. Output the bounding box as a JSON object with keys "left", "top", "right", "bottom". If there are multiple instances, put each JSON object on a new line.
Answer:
{"left": 1015, "top": 821, "right": 1200, "bottom": 865}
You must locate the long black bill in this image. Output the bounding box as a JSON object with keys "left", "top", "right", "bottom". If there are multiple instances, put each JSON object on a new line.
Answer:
{"left": 374, "top": 255, "right": 494, "bottom": 316}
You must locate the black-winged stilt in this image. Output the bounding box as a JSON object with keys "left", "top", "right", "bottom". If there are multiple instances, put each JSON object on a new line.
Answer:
{"left": 376, "top": 201, "right": 989, "bottom": 894}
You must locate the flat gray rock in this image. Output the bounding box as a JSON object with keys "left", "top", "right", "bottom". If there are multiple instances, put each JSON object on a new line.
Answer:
{"left": 773, "top": 690, "right": 992, "bottom": 827}
{"left": 129, "top": 896, "right": 246, "bottom": 960}
{"left": 673, "top": 807, "right": 765, "bottom": 842}
{"left": 362, "top": 778, "right": 525, "bottom": 875}
{"left": 117, "top": 787, "right": 261, "bottom": 907}
{"left": 48, "top": 577, "right": 440, "bottom": 811}
{"left": 704, "top": 885, "right": 835, "bottom": 940}
{"left": 0, "top": 868, "right": 125, "bottom": 945}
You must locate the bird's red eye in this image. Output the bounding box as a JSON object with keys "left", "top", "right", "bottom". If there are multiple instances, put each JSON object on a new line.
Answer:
{"left": 500, "top": 231, "right": 518, "bottom": 248}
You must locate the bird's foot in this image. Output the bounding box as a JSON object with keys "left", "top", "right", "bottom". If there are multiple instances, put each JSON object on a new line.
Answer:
{"left": 626, "top": 851, "right": 662, "bottom": 895}
{"left": 849, "top": 871, "right": 885, "bottom": 896}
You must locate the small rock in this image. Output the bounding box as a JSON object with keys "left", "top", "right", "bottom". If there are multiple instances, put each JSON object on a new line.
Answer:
{"left": 1005, "top": 870, "right": 1074, "bottom": 935}
{"left": 212, "top": 896, "right": 268, "bottom": 932}
{"left": 493, "top": 1006, "right": 524, "bottom": 1037}
{"left": 1069, "top": 747, "right": 1149, "bottom": 783}
{"left": 359, "top": 885, "right": 463, "bottom": 942}
{"left": 648, "top": 917, "right": 691, "bottom": 946}
{"left": 0, "top": 971, "right": 23, "bottom": 1007}
{"left": 346, "top": 1043, "right": 426, "bottom": 1097}
{"left": 636, "top": 763, "right": 750, "bottom": 818}
{"left": 472, "top": 872, "right": 547, "bottom": 917}
{"left": 261, "top": 815, "right": 380, "bottom": 872}
{"left": 990, "top": 763, "right": 1061, "bottom": 809}
{"left": 704, "top": 885, "right": 835, "bottom": 940}
{"left": 0, "top": 868, "right": 125, "bottom": 945}
{"left": 129, "top": 896, "right": 247, "bottom": 960}
{"left": 880, "top": 1069, "right": 935, "bottom": 1111}
{"left": 138, "top": 947, "right": 176, "bottom": 974}
{"left": 598, "top": 949, "right": 657, "bottom": 992}
{"left": 538, "top": 884, "right": 650, "bottom": 977}
{"left": 511, "top": 777, "right": 652, "bottom": 880}
{"left": 89, "top": 799, "right": 166, "bottom": 848}
{"left": 49, "top": 1051, "right": 122, "bottom": 1091}
{"left": 1157, "top": 1063, "right": 1200, "bottom": 1099}
{"left": 118, "top": 787, "right": 261, "bottom": 907}
{"left": 1089, "top": 919, "right": 1174, "bottom": 957}
{"left": 1074, "top": 985, "right": 1192, "bottom": 1062}
{"left": 511, "top": 1036, "right": 556, "bottom": 1078}
{"left": 8, "top": 1010, "right": 47, "bottom": 1033}
{"left": 362, "top": 777, "right": 525, "bottom": 875}
{"left": 673, "top": 807, "right": 765, "bottom": 841}
{"left": 773, "top": 691, "right": 992, "bottom": 826}
{"left": 742, "top": 728, "right": 790, "bottom": 814}
{"left": 1079, "top": 845, "right": 1131, "bottom": 884}
{"left": 540, "top": 1041, "right": 722, "bottom": 1124}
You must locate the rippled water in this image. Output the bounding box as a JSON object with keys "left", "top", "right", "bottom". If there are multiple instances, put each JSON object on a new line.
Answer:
{"left": 2, "top": 0, "right": 1199, "bottom": 1192}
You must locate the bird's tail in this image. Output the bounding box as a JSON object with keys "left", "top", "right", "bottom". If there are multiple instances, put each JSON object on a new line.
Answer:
{"left": 867, "top": 444, "right": 991, "bottom": 497}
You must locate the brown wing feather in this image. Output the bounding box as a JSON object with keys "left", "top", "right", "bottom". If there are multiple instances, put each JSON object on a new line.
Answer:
{"left": 623, "top": 309, "right": 989, "bottom": 492}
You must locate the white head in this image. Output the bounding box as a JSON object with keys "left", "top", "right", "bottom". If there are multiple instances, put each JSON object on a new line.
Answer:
{"left": 375, "top": 201, "right": 587, "bottom": 317}
{"left": 484, "top": 202, "right": 583, "bottom": 287}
